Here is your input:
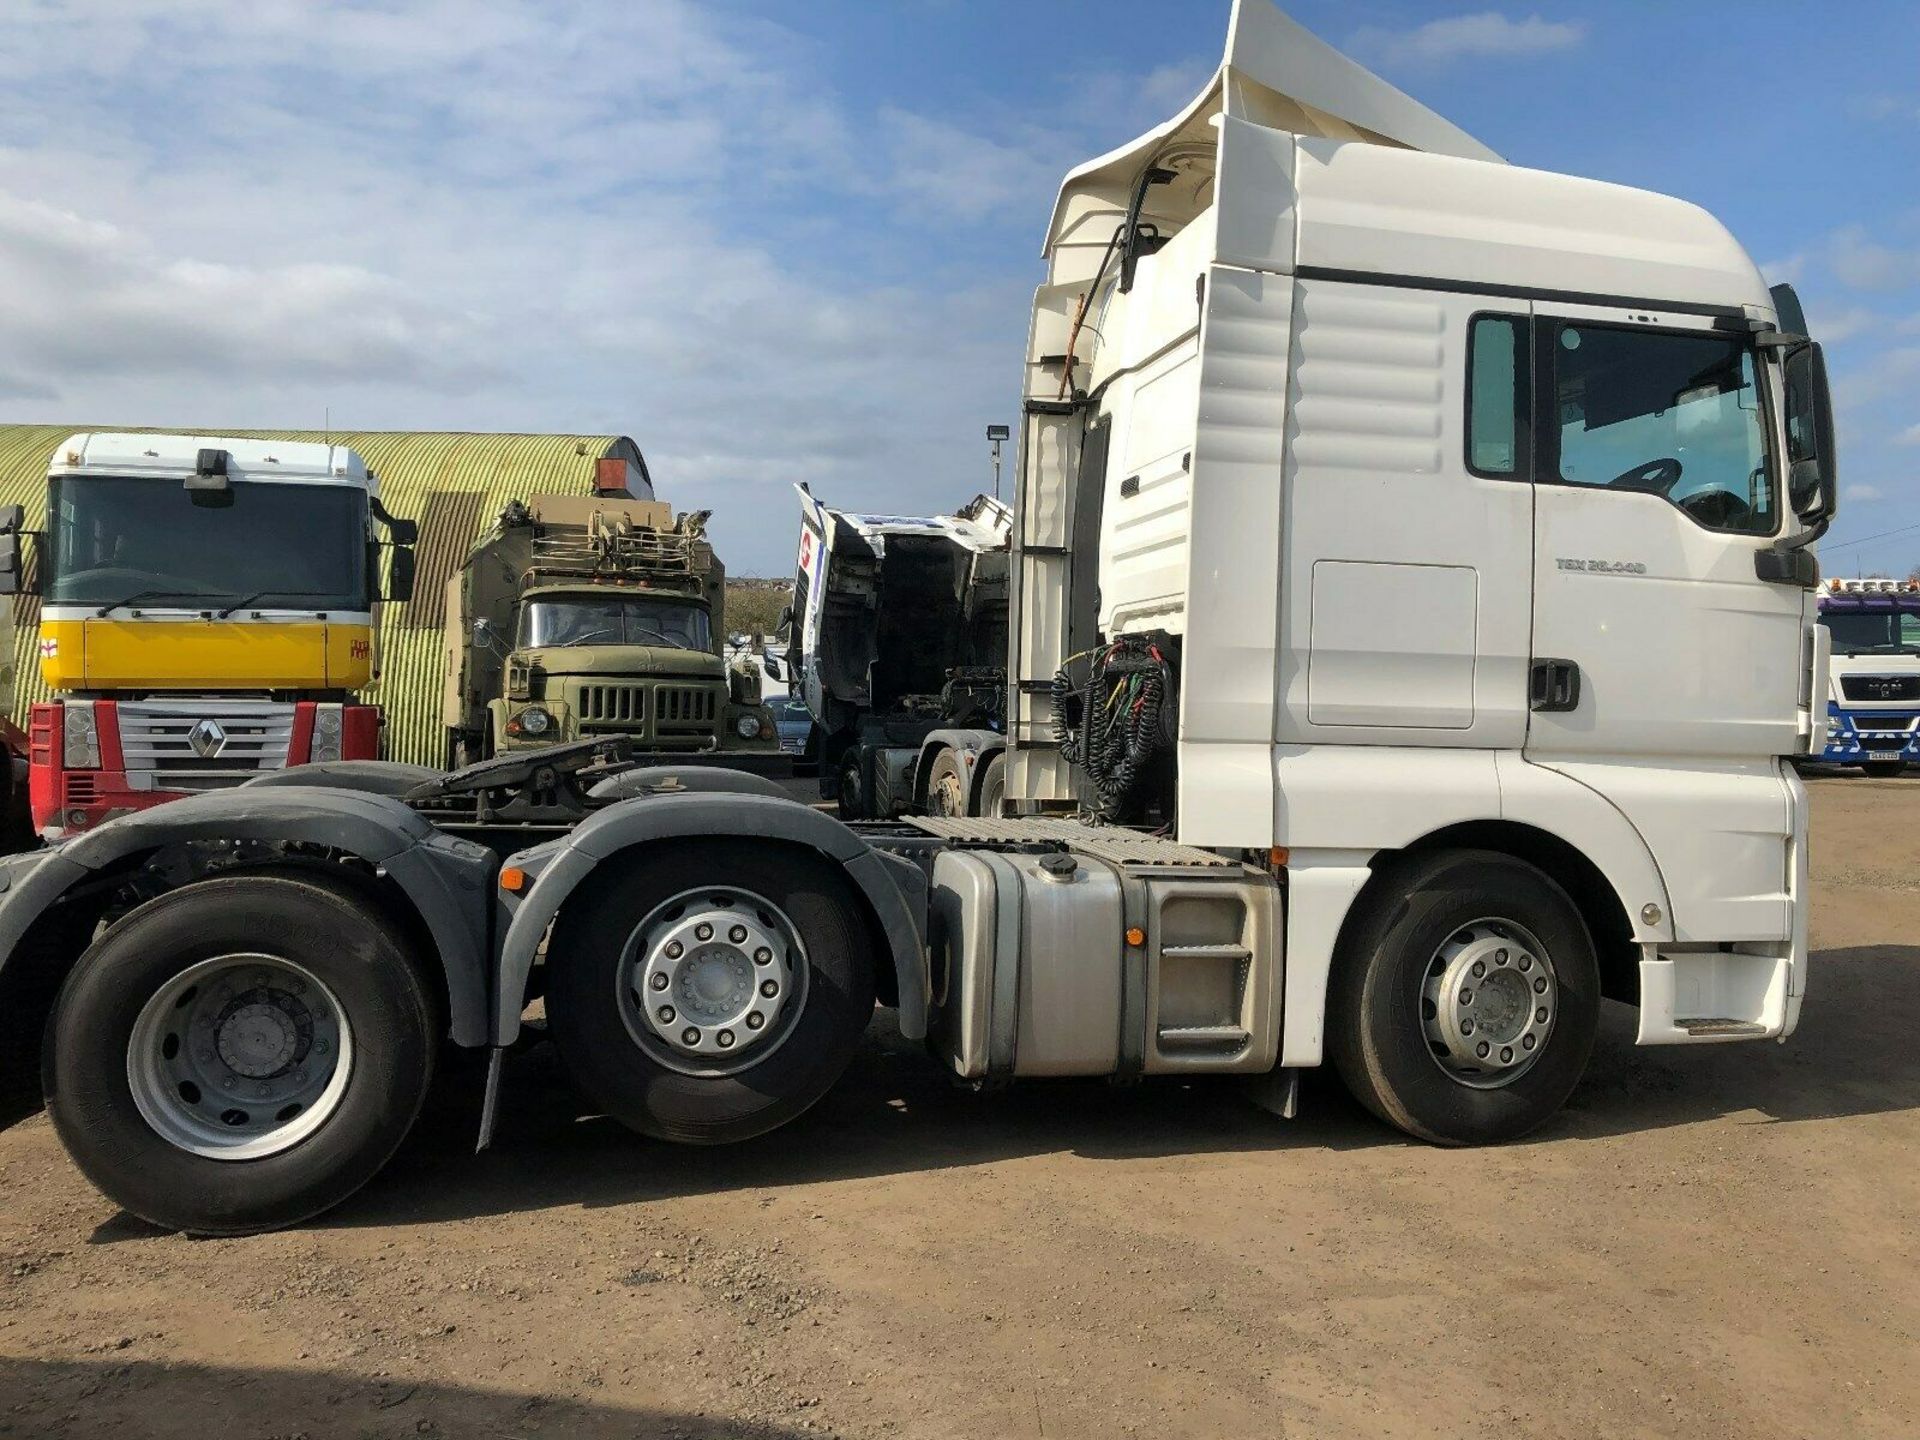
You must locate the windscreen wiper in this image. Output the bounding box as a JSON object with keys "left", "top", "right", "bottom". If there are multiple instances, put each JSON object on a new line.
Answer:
{"left": 216, "top": 589, "right": 331, "bottom": 618}
{"left": 94, "top": 588, "right": 225, "bottom": 617}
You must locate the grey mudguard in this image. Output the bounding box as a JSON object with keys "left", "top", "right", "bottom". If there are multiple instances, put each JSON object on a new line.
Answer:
{"left": 0, "top": 786, "right": 498, "bottom": 1047}
{"left": 493, "top": 792, "right": 929, "bottom": 1045}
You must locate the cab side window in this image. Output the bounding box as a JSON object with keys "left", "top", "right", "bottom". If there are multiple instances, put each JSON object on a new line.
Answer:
{"left": 1548, "top": 323, "right": 1776, "bottom": 535}
{"left": 1466, "top": 314, "right": 1528, "bottom": 478}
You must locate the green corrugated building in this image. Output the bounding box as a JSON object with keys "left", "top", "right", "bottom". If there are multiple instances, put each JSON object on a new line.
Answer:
{"left": 0, "top": 426, "right": 649, "bottom": 766}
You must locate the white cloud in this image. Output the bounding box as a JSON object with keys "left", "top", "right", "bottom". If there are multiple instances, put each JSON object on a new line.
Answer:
{"left": 1348, "top": 12, "right": 1586, "bottom": 69}
{"left": 0, "top": 0, "right": 1156, "bottom": 570}
{"left": 1848, "top": 483, "right": 1887, "bottom": 503}
{"left": 1829, "top": 227, "right": 1920, "bottom": 292}
{"left": 1897, "top": 424, "right": 1920, "bottom": 447}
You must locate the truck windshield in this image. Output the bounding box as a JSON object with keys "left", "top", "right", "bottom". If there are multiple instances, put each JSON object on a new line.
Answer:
{"left": 45, "top": 475, "right": 368, "bottom": 610}
{"left": 1821, "top": 612, "right": 1920, "bottom": 656}
{"left": 518, "top": 595, "right": 711, "bottom": 651}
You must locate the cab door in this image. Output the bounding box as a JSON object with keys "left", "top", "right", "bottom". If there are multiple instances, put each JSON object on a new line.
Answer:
{"left": 1524, "top": 304, "right": 1803, "bottom": 762}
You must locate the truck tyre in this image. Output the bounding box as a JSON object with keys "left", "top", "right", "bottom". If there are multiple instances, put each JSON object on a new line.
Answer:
{"left": 925, "top": 748, "right": 968, "bottom": 818}
{"left": 1327, "top": 850, "right": 1599, "bottom": 1147}
{"left": 1862, "top": 760, "right": 1907, "bottom": 779}
{"left": 836, "top": 751, "right": 866, "bottom": 820}
{"left": 43, "top": 873, "right": 436, "bottom": 1236}
{"left": 545, "top": 840, "right": 876, "bottom": 1145}
{"left": 976, "top": 753, "right": 1006, "bottom": 818}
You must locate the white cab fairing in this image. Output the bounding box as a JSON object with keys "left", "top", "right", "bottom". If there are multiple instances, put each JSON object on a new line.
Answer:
{"left": 1011, "top": 0, "right": 1820, "bottom": 1056}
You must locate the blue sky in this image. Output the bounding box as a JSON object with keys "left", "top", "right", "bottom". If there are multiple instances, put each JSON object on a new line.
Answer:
{"left": 1, "top": 1, "right": 1916, "bottom": 574}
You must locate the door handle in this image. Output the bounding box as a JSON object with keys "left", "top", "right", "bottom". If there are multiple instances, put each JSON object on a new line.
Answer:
{"left": 1530, "top": 658, "right": 1581, "bottom": 713}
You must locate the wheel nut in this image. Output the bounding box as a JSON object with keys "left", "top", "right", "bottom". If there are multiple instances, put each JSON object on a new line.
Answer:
{"left": 1519, "top": 956, "right": 1532, "bottom": 972}
{"left": 1471, "top": 960, "right": 1486, "bottom": 978}
{"left": 1522, "top": 1034, "right": 1536, "bottom": 1051}
{"left": 729, "top": 925, "right": 748, "bottom": 944}
{"left": 1533, "top": 977, "right": 1548, "bottom": 994}
{"left": 1459, "top": 988, "right": 1473, "bottom": 1005}
{"left": 717, "top": 1030, "right": 735, "bottom": 1048}
{"left": 746, "top": 1013, "right": 765, "bottom": 1030}
{"left": 1536, "top": 1007, "right": 1549, "bottom": 1024}
{"left": 1500, "top": 1046, "right": 1513, "bottom": 1063}
{"left": 1476, "top": 1041, "right": 1490, "bottom": 1058}
{"left": 753, "top": 947, "right": 772, "bottom": 965}
{"left": 665, "top": 941, "right": 684, "bottom": 960}
{"left": 1495, "top": 948, "right": 1509, "bottom": 965}
{"left": 649, "top": 972, "right": 669, "bottom": 991}
{"left": 659, "top": 1005, "right": 676, "bottom": 1023}
{"left": 760, "top": 980, "right": 778, "bottom": 998}
{"left": 1460, "top": 1019, "right": 1474, "bottom": 1035}
{"left": 315, "top": 1040, "right": 329, "bottom": 1055}
{"left": 681, "top": 1027, "right": 701, "bottom": 1046}
{"left": 695, "top": 923, "right": 714, "bottom": 942}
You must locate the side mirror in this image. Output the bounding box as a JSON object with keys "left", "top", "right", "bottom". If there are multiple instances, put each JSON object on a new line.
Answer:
{"left": 472, "top": 617, "right": 493, "bottom": 648}
{"left": 0, "top": 505, "right": 22, "bottom": 596}
{"left": 761, "top": 652, "right": 787, "bottom": 683}
{"left": 385, "top": 546, "right": 416, "bottom": 603}
{"left": 387, "top": 516, "right": 419, "bottom": 545}
{"left": 1784, "top": 341, "right": 1837, "bottom": 523}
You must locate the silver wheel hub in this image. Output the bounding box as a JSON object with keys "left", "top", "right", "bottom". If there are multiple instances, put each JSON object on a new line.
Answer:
{"left": 617, "top": 887, "right": 808, "bottom": 1076}
{"left": 1422, "top": 919, "right": 1556, "bottom": 1088}
{"left": 127, "top": 954, "right": 353, "bottom": 1161}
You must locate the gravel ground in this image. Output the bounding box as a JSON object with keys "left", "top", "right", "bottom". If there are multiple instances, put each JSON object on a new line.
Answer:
{"left": 1, "top": 775, "right": 1916, "bottom": 1438}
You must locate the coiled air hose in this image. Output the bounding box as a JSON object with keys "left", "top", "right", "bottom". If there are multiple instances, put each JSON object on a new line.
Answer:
{"left": 1052, "top": 634, "right": 1173, "bottom": 820}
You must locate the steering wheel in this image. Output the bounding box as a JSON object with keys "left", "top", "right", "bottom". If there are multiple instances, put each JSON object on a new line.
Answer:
{"left": 1609, "top": 457, "right": 1683, "bottom": 494}
{"left": 1678, "top": 488, "right": 1754, "bottom": 529}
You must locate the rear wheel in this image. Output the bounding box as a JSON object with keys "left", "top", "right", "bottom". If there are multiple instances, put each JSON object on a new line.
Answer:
{"left": 44, "top": 874, "right": 436, "bottom": 1235}
{"left": 1863, "top": 760, "right": 1907, "bottom": 779}
{"left": 977, "top": 753, "right": 1006, "bottom": 818}
{"left": 545, "top": 841, "right": 875, "bottom": 1145}
{"left": 925, "top": 749, "right": 967, "bottom": 818}
{"left": 1327, "top": 850, "right": 1599, "bottom": 1146}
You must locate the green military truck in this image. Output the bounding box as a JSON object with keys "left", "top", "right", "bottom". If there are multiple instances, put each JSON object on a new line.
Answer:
{"left": 442, "top": 487, "right": 782, "bottom": 771}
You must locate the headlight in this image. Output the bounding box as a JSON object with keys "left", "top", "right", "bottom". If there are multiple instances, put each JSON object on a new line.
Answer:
{"left": 63, "top": 702, "right": 101, "bottom": 769}
{"left": 312, "top": 702, "right": 344, "bottom": 762}
{"left": 735, "top": 713, "right": 763, "bottom": 739}
{"left": 518, "top": 706, "right": 553, "bottom": 736}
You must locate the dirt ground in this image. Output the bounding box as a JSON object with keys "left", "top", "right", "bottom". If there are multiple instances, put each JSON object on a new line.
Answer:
{"left": 2, "top": 776, "right": 1918, "bottom": 1439}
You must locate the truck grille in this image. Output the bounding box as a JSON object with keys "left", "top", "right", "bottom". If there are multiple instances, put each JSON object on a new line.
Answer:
{"left": 655, "top": 686, "right": 716, "bottom": 729}
{"left": 116, "top": 700, "right": 296, "bottom": 791}
{"left": 575, "top": 683, "right": 649, "bottom": 728}
{"left": 1841, "top": 675, "right": 1920, "bottom": 703}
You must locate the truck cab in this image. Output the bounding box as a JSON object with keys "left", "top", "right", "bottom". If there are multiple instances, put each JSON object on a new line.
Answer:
{"left": 3, "top": 433, "right": 415, "bottom": 838}
{"left": 1815, "top": 578, "right": 1920, "bottom": 775}
{"left": 444, "top": 487, "right": 780, "bottom": 768}
{"left": 1007, "top": 0, "right": 1836, "bottom": 1062}
{"left": 788, "top": 488, "right": 1010, "bottom": 817}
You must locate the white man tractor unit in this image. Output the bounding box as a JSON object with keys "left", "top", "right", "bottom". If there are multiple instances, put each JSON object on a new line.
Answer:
{"left": 0, "top": 1, "right": 1837, "bottom": 1234}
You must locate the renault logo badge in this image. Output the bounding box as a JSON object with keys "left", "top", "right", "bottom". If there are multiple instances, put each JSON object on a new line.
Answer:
{"left": 188, "top": 718, "right": 228, "bottom": 759}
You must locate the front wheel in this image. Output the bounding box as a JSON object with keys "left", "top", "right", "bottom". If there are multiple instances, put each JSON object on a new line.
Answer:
{"left": 545, "top": 841, "right": 875, "bottom": 1145}
{"left": 1327, "top": 850, "right": 1599, "bottom": 1146}
{"left": 1862, "top": 760, "right": 1907, "bottom": 779}
{"left": 44, "top": 874, "right": 436, "bottom": 1235}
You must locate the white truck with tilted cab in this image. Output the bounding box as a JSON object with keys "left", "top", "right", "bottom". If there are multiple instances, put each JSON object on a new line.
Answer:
{"left": 0, "top": 0, "right": 1836, "bottom": 1234}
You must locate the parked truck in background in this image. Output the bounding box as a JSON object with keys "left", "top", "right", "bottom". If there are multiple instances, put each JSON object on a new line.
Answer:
{"left": 0, "top": 434, "right": 416, "bottom": 840}
{"left": 788, "top": 487, "right": 1011, "bottom": 818}
{"left": 1815, "top": 578, "right": 1920, "bottom": 776}
{"left": 442, "top": 465, "right": 781, "bottom": 770}
{"left": 0, "top": 0, "right": 1841, "bottom": 1236}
